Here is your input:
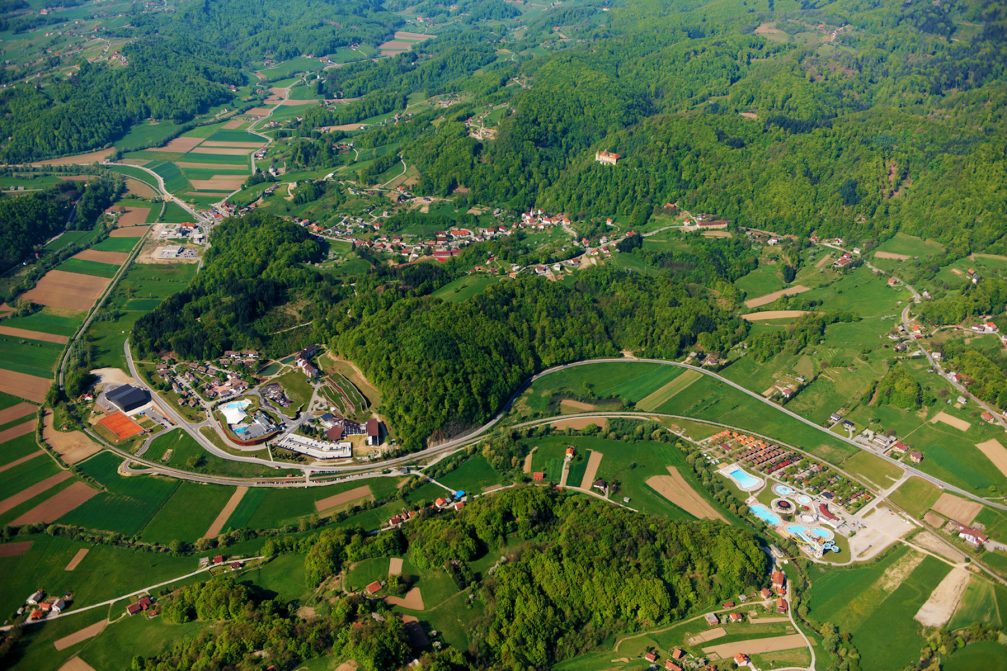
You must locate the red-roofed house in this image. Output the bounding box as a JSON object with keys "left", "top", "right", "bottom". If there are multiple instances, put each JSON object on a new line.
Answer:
{"left": 365, "top": 581, "right": 383, "bottom": 596}
{"left": 532, "top": 471, "right": 545, "bottom": 482}
{"left": 777, "top": 597, "right": 789, "bottom": 613}
{"left": 366, "top": 418, "right": 381, "bottom": 445}
{"left": 734, "top": 652, "right": 750, "bottom": 667}
{"left": 665, "top": 661, "right": 682, "bottom": 671}
{"left": 644, "top": 651, "right": 658, "bottom": 663}
{"left": 958, "top": 526, "right": 989, "bottom": 546}
{"left": 595, "top": 150, "right": 621, "bottom": 165}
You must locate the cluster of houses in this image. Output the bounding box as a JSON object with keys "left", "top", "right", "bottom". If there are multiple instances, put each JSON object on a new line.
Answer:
{"left": 643, "top": 572, "right": 790, "bottom": 669}
{"left": 21, "top": 589, "right": 71, "bottom": 622}
{"left": 156, "top": 351, "right": 258, "bottom": 406}
{"left": 385, "top": 490, "right": 466, "bottom": 530}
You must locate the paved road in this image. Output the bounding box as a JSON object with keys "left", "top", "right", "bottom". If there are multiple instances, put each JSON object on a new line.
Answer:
{"left": 119, "top": 340, "right": 1007, "bottom": 511}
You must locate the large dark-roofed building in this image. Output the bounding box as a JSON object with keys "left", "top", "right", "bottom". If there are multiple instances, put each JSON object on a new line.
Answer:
{"left": 106, "top": 384, "right": 151, "bottom": 413}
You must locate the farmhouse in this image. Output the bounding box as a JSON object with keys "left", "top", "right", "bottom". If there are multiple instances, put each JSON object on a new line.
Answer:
{"left": 26, "top": 590, "right": 44, "bottom": 605}
{"left": 771, "top": 569, "right": 786, "bottom": 593}
{"left": 734, "top": 652, "right": 751, "bottom": 667}
{"left": 958, "top": 525, "right": 989, "bottom": 546}
{"left": 126, "top": 596, "right": 152, "bottom": 616}
{"left": 644, "top": 651, "right": 658, "bottom": 663}
{"left": 364, "top": 581, "right": 383, "bottom": 596}
{"left": 595, "top": 150, "right": 621, "bottom": 165}
{"left": 665, "top": 660, "right": 683, "bottom": 671}
{"left": 105, "top": 384, "right": 151, "bottom": 413}
{"left": 909, "top": 450, "right": 924, "bottom": 463}
{"left": 704, "top": 612, "right": 719, "bottom": 626}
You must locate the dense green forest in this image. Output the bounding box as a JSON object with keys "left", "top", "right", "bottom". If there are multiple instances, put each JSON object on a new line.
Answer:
{"left": 0, "top": 177, "right": 120, "bottom": 272}
{"left": 133, "top": 487, "right": 767, "bottom": 670}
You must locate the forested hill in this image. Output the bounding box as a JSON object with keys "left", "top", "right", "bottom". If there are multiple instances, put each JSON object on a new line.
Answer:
{"left": 400, "top": 0, "right": 1007, "bottom": 252}
{"left": 132, "top": 487, "right": 768, "bottom": 670}
{"left": 133, "top": 215, "right": 748, "bottom": 448}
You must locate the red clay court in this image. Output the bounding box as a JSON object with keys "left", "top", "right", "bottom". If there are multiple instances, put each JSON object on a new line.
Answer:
{"left": 97, "top": 411, "right": 144, "bottom": 441}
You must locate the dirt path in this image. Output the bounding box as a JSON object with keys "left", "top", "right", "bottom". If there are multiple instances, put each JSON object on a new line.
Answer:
{"left": 915, "top": 567, "right": 971, "bottom": 627}
{"left": 0, "top": 470, "right": 72, "bottom": 515}
{"left": 202, "top": 486, "right": 248, "bottom": 539}
{"left": 703, "top": 633, "right": 807, "bottom": 658}
{"left": 975, "top": 439, "right": 1007, "bottom": 478}
{"left": 0, "top": 326, "right": 67, "bottom": 344}
{"left": 385, "top": 587, "right": 424, "bottom": 610}
{"left": 744, "top": 284, "right": 810, "bottom": 308}
{"left": 43, "top": 412, "right": 102, "bottom": 465}
{"left": 64, "top": 548, "right": 89, "bottom": 571}
{"left": 522, "top": 447, "right": 536, "bottom": 474}
{"left": 741, "top": 310, "right": 811, "bottom": 321}
{"left": 646, "top": 467, "right": 725, "bottom": 520}
{"left": 54, "top": 620, "right": 107, "bottom": 650}
{"left": 931, "top": 411, "right": 971, "bottom": 432}
{"left": 931, "top": 492, "right": 982, "bottom": 525}
{"left": 578, "top": 450, "right": 604, "bottom": 489}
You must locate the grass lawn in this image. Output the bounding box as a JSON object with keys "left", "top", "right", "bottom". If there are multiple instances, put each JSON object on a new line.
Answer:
{"left": 115, "top": 119, "right": 185, "bottom": 152}
{"left": 841, "top": 451, "right": 903, "bottom": 489}
{"left": 224, "top": 477, "right": 400, "bottom": 531}
{"left": 241, "top": 551, "right": 309, "bottom": 603}
{"left": 76, "top": 615, "right": 208, "bottom": 671}
{"left": 43, "top": 229, "right": 100, "bottom": 253}
{"left": 949, "top": 578, "right": 1007, "bottom": 629}
{"left": 887, "top": 476, "right": 941, "bottom": 518}
{"left": 140, "top": 480, "right": 236, "bottom": 543}
{"left": 519, "top": 361, "right": 684, "bottom": 417}
{"left": 90, "top": 237, "right": 141, "bottom": 253}
{"left": 527, "top": 435, "right": 736, "bottom": 522}
{"left": 735, "top": 263, "right": 784, "bottom": 298}
{"left": 59, "top": 452, "right": 180, "bottom": 536}
{"left": 0, "top": 334, "right": 63, "bottom": 378}
{"left": 345, "top": 556, "right": 389, "bottom": 591}
{"left": 436, "top": 453, "right": 505, "bottom": 494}
{"left": 0, "top": 532, "right": 197, "bottom": 615}
{"left": 56, "top": 257, "right": 120, "bottom": 278}
{"left": 84, "top": 263, "right": 197, "bottom": 370}
{"left": 943, "top": 641, "right": 1007, "bottom": 671}
{"left": 159, "top": 202, "right": 191, "bottom": 222}
{"left": 275, "top": 369, "right": 314, "bottom": 410}
{"left": 808, "top": 546, "right": 950, "bottom": 669}
{"left": 145, "top": 428, "right": 279, "bottom": 479}
{"left": 875, "top": 233, "right": 945, "bottom": 259}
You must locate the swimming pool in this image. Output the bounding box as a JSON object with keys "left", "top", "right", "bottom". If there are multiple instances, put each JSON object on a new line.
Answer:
{"left": 786, "top": 523, "right": 835, "bottom": 544}
{"left": 750, "top": 504, "right": 782, "bottom": 526}
{"left": 796, "top": 494, "right": 812, "bottom": 505}
{"left": 220, "top": 399, "right": 251, "bottom": 425}
{"left": 773, "top": 484, "right": 795, "bottom": 496}
{"left": 722, "top": 466, "right": 764, "bottom": 491}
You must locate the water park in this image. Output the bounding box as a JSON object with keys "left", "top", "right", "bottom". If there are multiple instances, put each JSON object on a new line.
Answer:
{"left": 718, "top": 464, "right": 764, "bottom": 492}
{"left": 217, "top": 397, "right": 281, "bottom": 445}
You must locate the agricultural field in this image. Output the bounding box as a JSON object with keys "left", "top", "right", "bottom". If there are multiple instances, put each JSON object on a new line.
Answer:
{"left": 807, "top": 546, "right": 952, "bottom": 669}
{"left": 82, "top": 262, "right": 197, "bottom": 370}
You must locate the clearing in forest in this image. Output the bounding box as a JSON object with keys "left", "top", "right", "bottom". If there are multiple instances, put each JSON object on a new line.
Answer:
{"left": 646, "top": 467, "right": 725, "bottom": 521}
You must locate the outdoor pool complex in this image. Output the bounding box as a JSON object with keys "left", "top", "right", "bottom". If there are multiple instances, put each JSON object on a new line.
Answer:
{"left": 722, "top": 465, "right": 764, "bottom": 491}
{"left": 773, "top": 484, "right": 795, "bottom": 496}
{"left": 220, "top": 399, "right": 251, "bottom": 425}
{"left": 785, "top": 523, "right": 835, "bottom": 544}
{"left": 750, "top": 503, "right": 782, "bottom": 527}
